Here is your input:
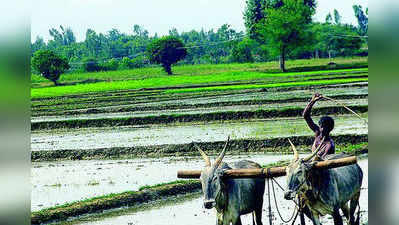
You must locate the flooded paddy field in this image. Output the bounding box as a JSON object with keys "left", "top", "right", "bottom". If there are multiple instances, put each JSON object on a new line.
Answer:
{"left": 64, "top": 158, "right": 368, "bottom": 225}
{"left": 31, "top": 96, "right": 367, "bottom": 124}
{"left": 31, "top": 64, "right": 368, "bottom": 224}
{"left": 31, "top": 85, "right": 368, "bottom": 117}
{"left": 32, "top": 154, "right": 301, "bottom": 211}
{"left": 31, "top": 114, "right": 367, "bottom": 152}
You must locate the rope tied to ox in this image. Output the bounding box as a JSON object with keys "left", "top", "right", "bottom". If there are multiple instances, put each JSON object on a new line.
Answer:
{"left": 265, "top": 169, "right": 302, "bottom": 225}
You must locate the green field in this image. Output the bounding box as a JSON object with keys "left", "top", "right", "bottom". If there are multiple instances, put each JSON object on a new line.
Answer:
{"left": 31, "top": 67, "right": 367, "bottom": 99}
{"left": 31, "top": 57, "right": 367, "bottom": 86}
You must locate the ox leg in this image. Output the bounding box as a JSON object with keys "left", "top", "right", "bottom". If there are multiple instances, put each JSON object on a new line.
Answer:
{"left": 309, "top": 209, "right": 321, "bottom": 225}
{"left": 231, "top": 216, "right": 242, "bottom": 225}
{"left": 300, "top": 210, "right": 306, "bottom": 225}
{"left": 216, "top": 212, "right": 223, "bottom": 225}
{"left": 301, "top": 206, "right": 315, "bottom": 225}
{"left": 333, "top": 208, "right": 343, "bottom": 225}
{"left": 341, "top": 204, "right": 350, "bottom": 221}
{"left": 349, "top": 192, "right": 360, "bottom": 225}
{"left": 254, "top": 207, "right": 263, "bottom": 225}
{"left": 298, "top": 198, "right": 307, "bottom": 225}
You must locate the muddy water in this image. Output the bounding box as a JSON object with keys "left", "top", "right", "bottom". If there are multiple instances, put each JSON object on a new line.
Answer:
{"left": 31, "top": 114, "right": 368, "bottom": 151}
{"left": 72, "top": 159, "right": 368, "bottom": 225}
{"left": 32, "top": 154, "right": 301, "bottom": 211}
{"left": 33, "top": 86, "right": 368, "bottom": 115}
{"left": 31, "top": 97, "right": 368, "bottom": 123}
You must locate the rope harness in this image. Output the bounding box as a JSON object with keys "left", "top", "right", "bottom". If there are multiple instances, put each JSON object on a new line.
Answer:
{"left": 265, "top": 172, "right": 304, "bottom": 225}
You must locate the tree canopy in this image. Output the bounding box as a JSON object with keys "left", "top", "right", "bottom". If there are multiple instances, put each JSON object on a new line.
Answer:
{"left": 31, "top": 50, "right": 69, "bottom": 85}
{"left": 255, "top": 0, "right": 316, "bottom": 71}
{"left": 31, "top": 4, "right": 367, "bottom": 74}
{"left": 353, "top": 5, "right": 368, "bottom": 36}
{"left": 146, "top": 36, "right": 187, "bottom": 75}
{"left": 231, "top": 38, "right": 255, "bottom": 63}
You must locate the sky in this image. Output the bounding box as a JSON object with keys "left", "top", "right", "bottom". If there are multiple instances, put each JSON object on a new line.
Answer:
{"left": 31, "top": 0, "right": 368, "bottom": 42}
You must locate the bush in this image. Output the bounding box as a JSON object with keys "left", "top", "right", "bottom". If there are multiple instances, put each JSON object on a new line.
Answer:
{"left": 231, "top": 39, "right": 255, "bottom": 63}
{"left": 130, "top": 55, "right": 147, "bottom": 68}
{"left": 31, "top": 50, "right": 69, "bottom": 85}
{"left": 82, "top": 57, "right": 101, "bottom": 72}
{"left": 119, "top": 57, "right": 134, "bottom": 69}
{"left": 101, "top": 58, "right": 119, "bottom": 71}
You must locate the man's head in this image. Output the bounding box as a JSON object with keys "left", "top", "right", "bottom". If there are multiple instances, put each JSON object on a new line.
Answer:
{"left": 318, "top": 116, "right": 334, "bottom": 136}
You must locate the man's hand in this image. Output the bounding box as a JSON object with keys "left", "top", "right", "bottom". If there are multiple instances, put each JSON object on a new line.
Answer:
{"left": 311, "top": 93, "right": 323, "bottom": 102}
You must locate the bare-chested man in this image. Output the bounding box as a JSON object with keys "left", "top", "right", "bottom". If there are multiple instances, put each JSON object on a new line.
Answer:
{"left": 303, "top": 93, "right": 335, "bottom": 159}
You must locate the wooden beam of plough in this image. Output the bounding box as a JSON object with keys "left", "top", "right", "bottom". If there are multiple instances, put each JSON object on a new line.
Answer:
{"left": 177, "top": 156, "right": 357, "bottom": 179}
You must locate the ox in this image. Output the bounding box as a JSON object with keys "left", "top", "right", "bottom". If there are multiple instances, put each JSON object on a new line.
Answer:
{"left": 284, "top": 140, "right": 363, "bottom": 225}
{"left": 196, "top": 138, "right": 265, "bottom": 225}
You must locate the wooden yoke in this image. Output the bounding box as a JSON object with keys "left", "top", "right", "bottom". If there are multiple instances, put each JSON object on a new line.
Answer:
{"left": 177, "top": 156, "right": 357, "bottom": 179}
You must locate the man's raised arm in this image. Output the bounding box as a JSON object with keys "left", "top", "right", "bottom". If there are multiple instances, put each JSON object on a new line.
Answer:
{"left": 303, "top": 93, "right": 323, "bottom": 134}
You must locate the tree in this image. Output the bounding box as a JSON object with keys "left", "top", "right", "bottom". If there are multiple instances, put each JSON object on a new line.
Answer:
{"left": 31, "top": 50, "right": 69, "bottom": 85}
{"left": 146, "top": 36, "right": 187, "bottom": 74}
{"left": 311, "top": 23, "right": 362, "bottom": 58}
{"left": 231, "top": 38, "right": 255, "bottom": 63}
{"left": 244, "top": 0, "right": 315, "bottom": 42}
{"left": 257, "top": 0, "right": 315, "bottom": 71}
{"left": 325, "top": 13, "right": 333, "bottom": 24}
{"left": 85, "top": 29, "right": 102, "bottom": 57}
{"left": 49, "top": 25, "right": 76, "bottom": 46}
{"left": 353, "top": 5, "right": 368, "bottom": 35}
{"left": 333, "top": 9, "right": 341, "bottom": 25}
{"left": 31, "top": 36, "right": 46, "bottom": 54}
{"left": 243, "top": 0, "right": 268, "bottom": 42}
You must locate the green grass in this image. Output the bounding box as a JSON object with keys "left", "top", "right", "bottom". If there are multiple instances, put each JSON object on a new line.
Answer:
{"left": 138, "top": 180, "right": 191, "bottom": 191}
{"left": 31, "top": 68, "right": 367, "bottom": 99}
{"left": 31, "top": 57, "right": 368, "bottom": 86}
{"left": 336, "top": 142, "right": 368, "bottom": 153}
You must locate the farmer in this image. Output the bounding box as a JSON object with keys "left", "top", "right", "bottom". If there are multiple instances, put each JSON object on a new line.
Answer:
{"left": 303, "top": 93, "right": 335, "bottom": 159}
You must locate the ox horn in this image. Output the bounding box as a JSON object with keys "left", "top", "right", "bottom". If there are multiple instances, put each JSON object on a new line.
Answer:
{"left": 194, "top": 143, "right": 211, "bottom": 167}
{"left": 213, "top": 136, "right": 230, "bottom": 169}
{"left": 303, "top": 136, "right": 326, "bottom": 162}
{"left": 288, "top": 139, "right": 299, "bottom": 161}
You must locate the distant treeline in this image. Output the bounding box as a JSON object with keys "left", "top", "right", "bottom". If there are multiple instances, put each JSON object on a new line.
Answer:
{"left": 31, "top": 8, "right": 368, "bottom": 73}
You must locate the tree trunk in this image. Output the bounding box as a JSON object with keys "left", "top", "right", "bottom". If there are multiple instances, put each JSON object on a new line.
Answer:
{"left": 163, "top": 64, "right": 173, "bottom": 75}
{"left": 279, "top": 47, "right": 286, "bottom": 72}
